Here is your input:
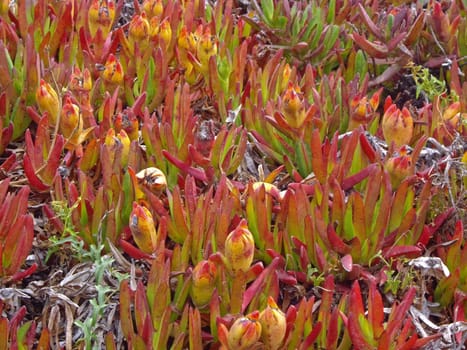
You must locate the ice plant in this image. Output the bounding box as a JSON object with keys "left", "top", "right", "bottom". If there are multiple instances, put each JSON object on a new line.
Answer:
{"left": 59, "top": 96, "right": 86, "bottom": 150}
{"left": 259, "top": 297, "right": 286, "bottom": 350}
{"left": 88, "top": 0, "right": 115, "bottom": 38}
{"left": 224, "top": 220, "right": 255, "bottom": 274}
{"left": 196, "top": 26, "right": 217, "bottom": 76}
{"left": 36, "top": 79, "right": 60, "bottom": 125}
{"left": 219, "top": 311, "right": 262, "bottom": 350}
{"left": 348, "top": 89, "right": 382, "bottom": 130}
{"left": 382, "top": 99, "right": 414, "bottom": 148}
{"left": 129, "top": 202, "right": 157, "bottom": 254}
{"left": 384, "top": 146, "right": 414, "bottom": 189}
{"left": 102, "top": 54, "right": 124, "bottom": 88}
{"left": 142, "top": 0, "right": 164, "bottom": 18}
{"left": 177, "top": 26, "right": 198, "bottom": 83}
{"left": 104, "top": 128, "right": 131, "bottom": 168}
{"left": 280, "top": 83, "right": 306, "bottom": 129}
{"left": 190, "top": 259, "right": 217, "bottom": 309}
{"left": 157, "top": 19, "right": 172, "bottom": 50}
{"left": 128, "top": 12, "right": 150, "bottom": 54}
{"left": 0, "top": 179, "right": 35, "bottom": 280}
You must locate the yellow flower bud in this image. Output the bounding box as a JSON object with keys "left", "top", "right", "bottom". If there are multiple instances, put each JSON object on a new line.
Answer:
{"left": 104, "top": 128, "right": 130, "bottom": 167}
{"left": 281, "top": 83, "right": 306, "bottom": 129}
{"left": 60, "top": 96, "right": 83, "bottom": 149}
{"left": 227, "top": 312, "right": 262, "bottom": 350}
{"left": 36, "top": 79, "right": 60, "bottom": 125}
{"left": 280, "top": 63, "right": 291, "bottom": 92}
{"left": 142, "top": 0, "right": 163, "bottom": 18}
{"left": 158, "top": 19, "right": 172, "bottom": 48}
{"left": 224, "top": 220, "right": 255, "bottom": 274}
{"left": 102, "top": 53, "right": 124, "bottom": 86}
{"left": 382, "top": 104, "right": 413, "bottom": 148}
{"left": 384, "top": 146, "right": 413, "bottom": 189}
{"left": 177, "top": 26, "right": 198, "bottom": 83}
{"left": 88, "top": 0, "right": 115, "bottom": 38}
{"left": 349, "top": 96, "right": 369, "bottom": 129}
{"left": 129, "top": 202, "right": 158, "bottom": 254}
{"left": 190, "top": 260, "right": 217, "bottom": 308}
{"left": 196, "top": 27, "right": 217, "bottom": 75}
{"left": 117, "top": 129, "right": 130, "bottom": 167}
{"left": 178, "top": 26, "right": 197, "bottom": 52}
{"left": 259, "top": 297, "right": 287, "bottom": 350}
{"left": 148, "top": 16, "right": 161, "bottom": 38}
{"left": 128, "top": 12, "right": 150, "bottom": 52}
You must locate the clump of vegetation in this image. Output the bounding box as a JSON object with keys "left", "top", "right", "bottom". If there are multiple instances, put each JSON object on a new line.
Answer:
{"left": 0, "top": 0, "right": 466, "bottom": 348}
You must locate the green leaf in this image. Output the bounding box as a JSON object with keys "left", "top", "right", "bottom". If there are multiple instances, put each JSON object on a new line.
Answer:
{"left": 355, "top": 50, "right": 368, "bottom": 84}
{"left": 261, "top": 0, "right": 274, "bottom": 24}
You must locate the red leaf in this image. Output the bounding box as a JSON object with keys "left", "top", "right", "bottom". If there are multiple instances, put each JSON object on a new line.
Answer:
{"left": 119, "top": 280, "right": 135, "bottom": 340}
{"left": 382, "top": 245, "right": 422, "bottom": 260}
{"left": 357, "top": 3, "right": 383, "bottom": 39}
{"left": 162, "top": 150, "right": 208, "bottom": 182}
{"left": 349, "top": 281, "right": 365, "bottom": 316}
{"left": 119, "top": 239, "right": 154, "bottom": 260}
{"left": 311, "top": 128, "right": 326, "bottom": 183}
{"left": 342, "top": 164, "right": 376, "bottom": 190}
{"left": 368, "top": 281, "right": 384, "bottom": 338}
{"left": 242, "top": 257, "right": 280, "bottom": 313}
{"left": 0, "top": 153, "right": 17, "bottom": 172}
{"left": 328, "top": 225, "right": 351, "bottom": 255}
{"left": 347, "top": 312, "right": 373, "bottom": 350}
{"left": 341, "top": 254, "right": 353, "bottom": 272}
{"left": 359, "top": 133, "right": 377, "bottom": 162}
{"left": 9, "top": 263, "right": 37, "bottom": 283}
{"left": 2, "top": 214, "right": 34, "bottom": 276}
{"left": 301, "top": 321, "right": 322, "bottom": 349}
{"left": 384, "top": 287, "right": 416, "bottom": 340}
{"left": 352, "top": 33, "right": 388, "bottom": 59}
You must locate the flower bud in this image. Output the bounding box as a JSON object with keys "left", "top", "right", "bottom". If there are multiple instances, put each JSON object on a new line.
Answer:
{"left": 177, "top": 26, "right": 198, "bottom": 83}
{"left": 349, "top": 96, "right": 369, "bottom": 129}
{"left": 36, "top": 79, "right": 60, "bottom": 125}
{"left": 136, "top": 167, "right": 167, "bottom": 195}
{"left": 142, "top": 0, "right": 163, "bottom": 18}
{"left": 259, "top": 297, "right": 287, "bottom": 350}
{"left": 281, "top": 83, "right": 306, "bottom": 129}
{"left": 158, "top": 19, "right": 172, "bottom": 48}
{"left": 114, "top": 111, "right": 139, "bottom": 141}
{"left": 280, "top": 63, "right": 292, "bottom": 92}
{"left": 128, "top": 12, "right": 150, "bottom": 52}
{"left": 104, "top": 128, "right": 130, "bottom": 167}
{"left": 225, "top": 220, "right": 255, "bottom": 274}
{"left": 60, "top": 96, "right": 83, "bottom": 148}
{"left": 102, "top": 54, "right": 124, "bottom": 86}
{"left": 178, "top": 26, "right": 197, "bottom": 52}
{"left": 129, "top": 202, "right": 157, "bottom": 253}
{"left": 382, "top": 104, "right": 413, "bottom": 148}
{"left": 190, "top": 260, "right": 217, "bottom": 308}
{"left": 88, "top": 0, "right": 115, "bottom": 38}
{"left": 384, "top": 146, "right": 413, "bottom": 189}
{"left": 227, "top": 312, "right": 262, "bottom": 350}
{"left": 69, "top": 66, "right": 93, "bottom": 93}
{"left": 196, "top": 27, "right": 217, "bottom": 75}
